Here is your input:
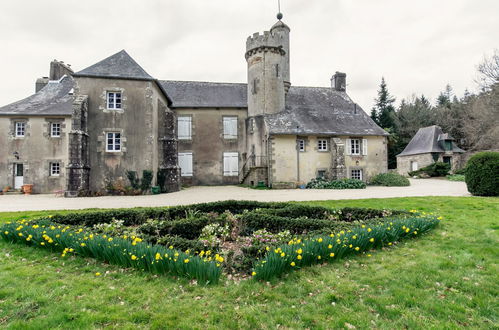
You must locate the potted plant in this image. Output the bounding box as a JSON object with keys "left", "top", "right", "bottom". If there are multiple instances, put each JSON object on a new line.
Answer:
{"left": 2, "top": 186, "right": 10, "bottom": 193}
{"left": 22, "top": 184, "right": 34, "bottom": 195}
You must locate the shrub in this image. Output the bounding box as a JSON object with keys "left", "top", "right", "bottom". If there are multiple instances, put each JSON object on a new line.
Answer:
{"left": 126, "top": 171, "right": 140, "bottom": 190}
{"left": 306, "top": 178, "right": 366, "bottom": 189}
{"left": 0, "top": 220, "right": 221, "bottom": 284}
{"left": 465, "top": 152, "right": 499, "bottom": 196}
{"left": 252, "top": 215, "right": 440, "bottom": 280}
{"left": 369, "top": 173, "right": 410, "bottom": 186}
{"left": 409, "top": 162, "right": 450, "bottom": 177}
{"left": 454, "top": 168, "right": 466, "bottom": 175}
{"left": 156, "top": 235, "right": 211, "bottom": 252}
{"left": 446, "top": 174, "right": 465, "bottom": 181}
{"left": 141, "top": 170, "right": 153, "bottom": 192}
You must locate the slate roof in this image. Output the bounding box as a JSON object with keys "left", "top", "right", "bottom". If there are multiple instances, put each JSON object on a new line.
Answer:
{"left": 268, "top": 86, "right": 388, "bottom": 136}
{"left": 0, "top": 75, "right": 74, "bottom": 116}
{"left": 73, "top": 50, "right": 154, "bottom": 81}
{"left": 160, "top": 80, "right": 247, "bottom": 108}
{"left": 397, "top": 125, "right": 465, "bottom": 156}
{"left": 160, "top": 81, "right": 387, "bottom": 136}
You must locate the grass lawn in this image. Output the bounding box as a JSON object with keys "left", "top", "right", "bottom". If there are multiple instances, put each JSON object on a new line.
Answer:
{"left": 0, "top": 197, "right": 497, "bottom": 328}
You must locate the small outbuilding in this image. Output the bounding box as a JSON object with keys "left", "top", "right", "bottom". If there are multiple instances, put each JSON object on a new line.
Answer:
{"left": 396, "top": 125, "right": 465, "bottom": 175}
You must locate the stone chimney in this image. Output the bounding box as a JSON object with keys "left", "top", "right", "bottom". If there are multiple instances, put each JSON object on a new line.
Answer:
{"left": 35, "top": 77, "right": 49, "bottom": 93}
{"left": 331, "top": 72, "right": 346, "bottom": 92}
{"left": 49, "top": 60, "right": 73, "bottom": 80}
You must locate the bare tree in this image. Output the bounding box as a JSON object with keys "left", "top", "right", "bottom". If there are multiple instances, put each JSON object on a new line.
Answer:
{"left": 476, "top": 49, "right": 499, "bottom": 90}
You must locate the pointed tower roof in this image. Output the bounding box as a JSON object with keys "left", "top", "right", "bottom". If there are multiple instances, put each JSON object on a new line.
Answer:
{"left": 74, "top": 50, "right": 154, "bottom": 81}
{"left": 397, "top": 125, "right": 464, "bottom": 156}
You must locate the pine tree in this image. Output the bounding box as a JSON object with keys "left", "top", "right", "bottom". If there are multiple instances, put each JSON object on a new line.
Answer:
{"left": 372, "top": 78, "right": 396, "bottom": 130}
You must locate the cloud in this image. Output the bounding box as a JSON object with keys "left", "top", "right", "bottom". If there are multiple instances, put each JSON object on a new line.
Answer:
{"left": 0, "top": 0, "right": 498, "bottom": 110}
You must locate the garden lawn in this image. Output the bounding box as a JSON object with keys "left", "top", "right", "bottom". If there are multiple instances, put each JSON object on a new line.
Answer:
{"left": 0, "top": 197, "right": 497, "bottom": 329}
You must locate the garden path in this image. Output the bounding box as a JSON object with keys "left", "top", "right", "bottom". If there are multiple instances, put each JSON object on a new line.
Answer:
{"left": 0, "top": 179, "right": 470, "bottom": 212}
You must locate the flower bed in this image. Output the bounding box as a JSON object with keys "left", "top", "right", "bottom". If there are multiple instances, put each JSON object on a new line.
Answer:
{"left": 0, "top": 201, "right": 440, "bottom": 283}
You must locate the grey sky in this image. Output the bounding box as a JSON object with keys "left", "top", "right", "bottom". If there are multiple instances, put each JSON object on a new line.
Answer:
{"left": 0, "top": 0, "right": 498, "bottom": 111}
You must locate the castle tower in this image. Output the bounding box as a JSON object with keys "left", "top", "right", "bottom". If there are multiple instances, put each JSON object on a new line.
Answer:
{"left": 245, "top": 13, "right": 290, "bottom": 117}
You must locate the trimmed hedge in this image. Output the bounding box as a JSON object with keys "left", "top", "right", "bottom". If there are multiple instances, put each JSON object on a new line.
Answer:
{"left": 306, "top": 178, "right": 367, "bottom": 189}
{"left": 465, "top": 152, "right": 499, "bottom": 196}
{"left": 369, "top": 173, "right": 410, "bottom": 186}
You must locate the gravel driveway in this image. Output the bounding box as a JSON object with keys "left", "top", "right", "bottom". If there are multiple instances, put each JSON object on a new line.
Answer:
{"left": 0, "top": 179, "right": 469, "bottom": 212}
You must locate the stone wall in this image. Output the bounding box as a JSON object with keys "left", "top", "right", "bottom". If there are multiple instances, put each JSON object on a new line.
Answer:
{"left": 174, "top": 107, "right": 247, "bottom": 185}
{"left": 0, "top": 115, "right": 71, "bottom": 193}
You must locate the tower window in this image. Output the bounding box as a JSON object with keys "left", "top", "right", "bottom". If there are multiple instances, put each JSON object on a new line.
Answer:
{"left": 106, "top": 132, "right": 121, "bottom": 152}
{"left": 251, "top": 79, "right": 259, "bottom": 95}
{"left": 276, "top": 64, "right": 280, "bottom": 77}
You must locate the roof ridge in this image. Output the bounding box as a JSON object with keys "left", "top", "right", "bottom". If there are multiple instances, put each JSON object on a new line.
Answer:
{"left": 161, "top": 79, "right": 247, "bottom": 85}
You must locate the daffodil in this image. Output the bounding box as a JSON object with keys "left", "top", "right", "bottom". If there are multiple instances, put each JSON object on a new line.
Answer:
{"left": 290, "top": 262, "right": 296, "bottom": 267}
{"left": 369, "top": 238, "right": 374, "bottom": 243}
{"left": 131, "top": 255, "right": 138, "bottom": 260}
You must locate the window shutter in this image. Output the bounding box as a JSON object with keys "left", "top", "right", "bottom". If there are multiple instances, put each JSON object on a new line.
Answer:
{"left": 346, "top": 139, "right": 351, "bottom": 155}
{"left": 178, "top": 153, "right": 193, "bottom": 176}
{"left": 362, "top": 139, "right": 368, "bottom": 155}
{"left": 223, "top": 152, "right": 239, "bottom": 176}
{"left": 178, "top": 117, "right": 192, "bottom": 139}
{"left": 223, "top": 117, "right": 238, "bottom": 138}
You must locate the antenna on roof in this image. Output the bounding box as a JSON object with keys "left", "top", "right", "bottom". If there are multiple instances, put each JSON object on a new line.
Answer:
{"left": 277, "top": 0, "right": 283, "bottom": 20}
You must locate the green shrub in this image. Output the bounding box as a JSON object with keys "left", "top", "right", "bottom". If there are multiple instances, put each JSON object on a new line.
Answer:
{"left": 465, "top": 152, "right": 499, "bottom": 196}
{"left": 446, "top": 174, "right": 465, "bottom": 181}
{"left": 126, "top": 171, "right": 140, "bottom": 190}
{"left": 369, "top": 173, "right": 410, "bottom": 186}
{"left": 409, "top": 162, "right": 451, "bottom": 177}
{"left": 454, "top": 168, "right": 466, "bottom": 175}
{"left": 141, "top": 170, "right": 153, "bottom": 192}
{"left": 252, "top": 215, "right": 440, "bottom": 280}
{"left": 156, "top": 235, "right": 212, "bottom": 252}
{"left": 0, "top": 220, "right": 221, "bottom": 284}
{"left": 306, "top": 178, "right": 366, "bottom": 189}
{"left": 157, "top": 169, "right": 168, "bottom": 193}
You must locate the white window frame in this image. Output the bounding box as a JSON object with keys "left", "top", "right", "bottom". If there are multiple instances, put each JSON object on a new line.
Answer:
{"left": 177, "top": 116, "right": 192, "bottom": 140}
{"left": 106, "top": 132, "right": 121, "bottom": 152}
{"left": 15, "top": 122, "right": 25, "bottom": 137}
{"left": 50, "top": 162, "right": 61, "bottom": 176}
{"left": 178, "top": 152, "right": 193, "bottom": 177}
{"left": 350, "top": 139, "right": 361, "bottom": 155}
{"left": 223, "top": 116, "right": 238, "bottom": 139}
{"left": 298, "top": 139, "right": 305, "bottom": 152}
{"left": 317, "top": 169, "right": 326, "bottom": 178}
{"left": 317, "top": 139, "right": 328, "bottom": 151}
{"left": 50, "top": 123, "right": 61, "bottom": 137}
{"left": 106, "top": 92, "right": 122, "bottom": 110}
{"left": 351, "top": 169, "right": 363, "bottom": 180}
{"left": 223, "top": 152, "right": 239, "bottom": 176}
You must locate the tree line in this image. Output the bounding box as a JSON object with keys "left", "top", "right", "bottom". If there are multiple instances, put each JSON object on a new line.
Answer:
{"left": 370, "top": 50, "right": 499, "bottom": 169}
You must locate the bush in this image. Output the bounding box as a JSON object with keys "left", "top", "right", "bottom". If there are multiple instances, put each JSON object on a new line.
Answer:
{"left": 454, "top": 168, "right": 466, "bottom": 175}
{"left": 306, "top": 178, "right": 366, "bottom": 189}
{"left": 252, "top": 215, "right": 440, "bottom": 280}
{"left": 141, "top": 170, "right": 153, "bottom": 192}
{"left": 465, "top": 152, "right": 499, "bottom": 196}
{"left": 0, "top": 220, "right": 221, "bottom": 284}
{"left": 126, "top": 171, "right": 140, "bottom": 190}
{"left": 369, "top": 173, "right": 410, "bottom": 186}
{"left": 408, "top": 162, "right": 450, "bottom": 177}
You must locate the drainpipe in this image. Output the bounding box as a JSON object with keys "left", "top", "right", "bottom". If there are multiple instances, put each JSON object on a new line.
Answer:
{"left": 296, "top": 126, "right": 300, "bottom": 184}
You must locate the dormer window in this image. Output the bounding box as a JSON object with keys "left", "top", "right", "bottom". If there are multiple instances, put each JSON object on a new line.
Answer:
{"left": 107, "top": 92, "right": 122, "bottom": 109}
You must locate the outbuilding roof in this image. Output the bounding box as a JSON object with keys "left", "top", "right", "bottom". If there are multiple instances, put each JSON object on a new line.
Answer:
{"left": 397, "top": 125, "right": 465, "bottom": 156}
{"left": 0, "top": 75, "right": 74, "bottom": 116}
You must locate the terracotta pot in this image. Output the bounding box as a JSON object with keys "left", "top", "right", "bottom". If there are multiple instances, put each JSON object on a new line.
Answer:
{"left": 23, "top": 184, "right": 34, "bottom": 195}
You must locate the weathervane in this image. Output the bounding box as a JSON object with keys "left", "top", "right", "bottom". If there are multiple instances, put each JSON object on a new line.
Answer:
{"left": 277, "top": 0, "right": 283, "bottom": 20}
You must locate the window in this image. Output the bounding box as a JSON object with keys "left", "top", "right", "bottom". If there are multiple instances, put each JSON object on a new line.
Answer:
{"left": 50, "top": 162, "right": 60, "bottom": 176}
{"left": 351, "top": 169, "right": 362, "bottom": 180}
{"left": 347, "top": 138, "right": 368, "bottom": 155}
{"left": 411, "top": 161, "right": 418, "bottom": 172}
{"left": 350, "top": 139, "right": 361, "bottom": 155}
{"left": 177, "top": 116, "right": 192, "bottom": 140}
{"left": 15, "top": 122, "right": 25, "bottom": 137}
{"left": 317, "top": 139, "right": 328, "bottom": 151}
{"left": 106, "top": 132, "right": 121, "bottom": 152}
{"left": 223, "top": 152, "right": 239, "bottom": 176}
{"left": 317, "top": 170, "right": 326, "bottom": 178}
{"left": 297, "top": 139, "right": 305, "bottom": 152}
{"left": 51, "top": 123, "right": 61, "bottom": 137}
{"left": 178, "top": 152, "right": 193, "bottom": 177}
{"left": 223, "top": 117, "right": 238, "bottom": 139}
{"left": 107, "top": 92, "right": 122, "bottom": 109}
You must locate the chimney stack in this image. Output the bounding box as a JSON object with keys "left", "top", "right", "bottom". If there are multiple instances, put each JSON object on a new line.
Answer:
{"left": 331, "top": 72, "right": 346, "bottom": 92}
{"left": 49, "top": 60, "right": 74, "bottom": 80}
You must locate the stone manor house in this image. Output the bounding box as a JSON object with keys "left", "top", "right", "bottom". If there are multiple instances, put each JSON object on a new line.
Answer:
{"left": 0, "top": 16, "right": 388, "bottom": 195}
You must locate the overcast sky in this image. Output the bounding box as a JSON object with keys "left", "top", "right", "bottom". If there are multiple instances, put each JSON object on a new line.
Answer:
{"left": 0, "top": 0, "right": 498, "bottom": 111}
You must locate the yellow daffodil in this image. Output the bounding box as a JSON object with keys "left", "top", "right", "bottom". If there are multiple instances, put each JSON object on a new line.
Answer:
{"left": 369, "top": 238, "right": 374, "bottom": 243}
{"left": 297, "top": 255, "right": 302, "bottom": 260}
{"left": 184, "top": 259, "right": 190, "bottom": 263}
{"left": 296, "top": 248, "right": 302, "bottom": 254}
{"left": 318, "top": 238, "right": 323, "bottom": 243}
{"left": 330, "top": 253, "right": 335, "bottom": 257}
{"left": 317, "top": 256, "right": 321, "bottom": 260}
{"left": 131, "top": 255, "right": 137, "bottom": 260}
{"left": 252, "top": 271, "right": 256, "bottom": 276}
{"left": 290, "top": 262, "right": 296, "bottom": 267}
{"left": 355, "top": 247, "right": 360, "bottom": 251}
{"left": 328, "top": 244, "right": 332, "bottom": 249}
{"left": 95, "top": 272, "right": 101, "bottom": 276}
